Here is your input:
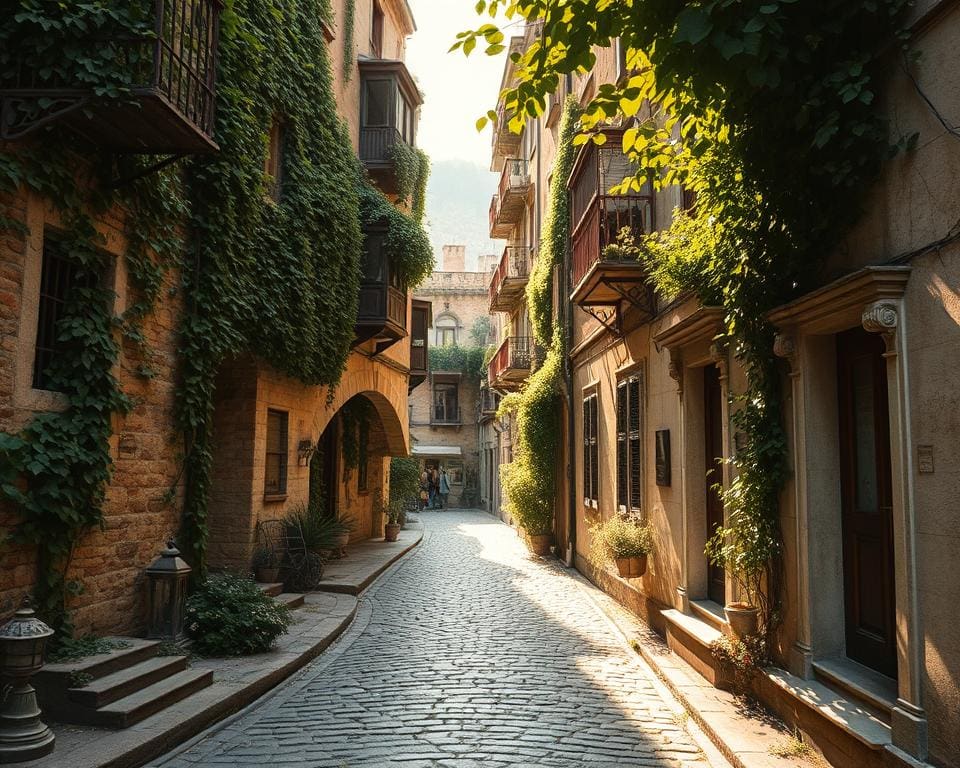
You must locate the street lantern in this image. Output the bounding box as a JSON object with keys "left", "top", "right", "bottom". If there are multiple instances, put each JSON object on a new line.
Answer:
{"left": 145, "top": 540, "right": 192, "bottom": 642}
{"left": 0, "top": 599, "right": 55, "bottom": 763}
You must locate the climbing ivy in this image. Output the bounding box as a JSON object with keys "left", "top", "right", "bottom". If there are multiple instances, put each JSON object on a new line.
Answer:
{"left": 342, "top": 0, "right": 356, "bottom": 82}
{"left": 461, "top": 0, "right": 911, "bottom": 635}
{"left": 428, "top": 345, "right": 487, "bottom": 380}
{"left": 177, "top": 0, "right": 363, "bottom": 572}
{"left": 359, "top": 182, "right": 434, "bottom": 288}
{"left": 497, "top": 100, "right": 578, "bottom": 537}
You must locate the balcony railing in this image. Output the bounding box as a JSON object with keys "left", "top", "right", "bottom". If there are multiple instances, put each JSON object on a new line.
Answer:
{"left": 1, "top": 0, "right": 223, "bottom": 153}
{"left": 488, "top": 336, "right": 533, "bottom": 388}
{"left": 488, "top": 158, "right": 530, "bottom": 238}
{"left": 489, "top": 246, "right": 532, "bottom": 312}
{"left": 571, "top": 194, "right": 653, "bottom": 289}
{"left": 360, "top": 126, "right": 403, "bottom": 166}
{"left": 431, "top": 408, "right": 462, "bottom": 426}
{"left": 492, "top": 102, "right": 522, "bottom": 159}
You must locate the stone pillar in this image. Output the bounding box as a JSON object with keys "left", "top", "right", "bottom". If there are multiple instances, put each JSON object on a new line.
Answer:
{"left": 668, "top": 350, "right": 690, "bottom": 613}
{"left": 861, "top": 300, "right": 928, "bottom": 761}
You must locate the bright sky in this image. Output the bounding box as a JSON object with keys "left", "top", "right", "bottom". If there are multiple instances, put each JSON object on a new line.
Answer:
{"left": 406, "top": 0, "right": 505, "bottom": 165}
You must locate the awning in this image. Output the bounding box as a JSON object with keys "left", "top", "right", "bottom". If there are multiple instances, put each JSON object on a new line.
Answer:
{"left": 411, "top": 446, "right": 463, "bottom": 457}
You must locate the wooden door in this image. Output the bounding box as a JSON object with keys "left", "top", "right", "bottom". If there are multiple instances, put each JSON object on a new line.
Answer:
{"left": 704, "top": 364, "right": 726, "bottom": 605}
{"left": 837, "top": 328, "right": 897, "bottom": 679}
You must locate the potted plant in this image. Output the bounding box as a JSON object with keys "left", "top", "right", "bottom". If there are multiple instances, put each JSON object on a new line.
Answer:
{"left": 383, "top": 500, "right": 403, "bottom": 542}
{"left": 252, "top": 545, "right": 281, "bottom": 583}
{"left": 589, "top": 514, "right": 653, "bottom": 578}
{"left": 705, "top": 487, "right": 773, "bottom": 639}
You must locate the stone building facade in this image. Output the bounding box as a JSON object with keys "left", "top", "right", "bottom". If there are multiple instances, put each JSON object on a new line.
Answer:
{"left": 0, "top": 0, "right": 423, "bottom": 636}
{"left": 409, "top": 246, "right": 497, "bottom": 508}
{"left": 487, "top": 8, "right": 960, "bottom": 767}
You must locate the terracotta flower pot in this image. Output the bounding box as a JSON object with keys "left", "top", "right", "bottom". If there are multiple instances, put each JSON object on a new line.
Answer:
{"left": 331, "top": 531, "right": 350, "bottom": 559}
{"left": 614, "top": 555, "right": 647, "bottom": 578}
{"left": 524, "top": 531, "right": 553, "bottom": 556}
{"left": 384, "top": 523, "right": 401, "bottom": 542}
{"left": 255, "top": 567, "right": 280, "bottom": 584}
{"left": 725, "top": 602, "right": 760, "bottom": 638}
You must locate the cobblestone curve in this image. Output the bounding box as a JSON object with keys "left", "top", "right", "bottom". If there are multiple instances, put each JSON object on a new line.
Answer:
{"left": 157, "top": 510, "right": 716, "bottom": 768}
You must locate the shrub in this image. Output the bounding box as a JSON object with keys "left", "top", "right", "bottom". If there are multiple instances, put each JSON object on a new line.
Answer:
{"left": 185, "top": 573, "right": 292, "bottom": 656}
{"left": 284, "top": 503, "right": 350, "bottom": 553}
{"left": 710, "top": 634, "right": 766, "bottom": 698}
{"left": 589, "top": 515, "right": 653, "bottom": 564}
{"left": 389, "top": 456, "right": 420, "bottom": 507}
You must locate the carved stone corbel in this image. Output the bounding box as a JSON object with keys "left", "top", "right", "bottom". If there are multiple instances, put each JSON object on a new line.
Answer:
{"left": 773, "top": 332, "right": 799, "bottom": 372}
{"left": 708, "top": 341, "right": 729, "bottom": 380}
{"left": 668, "top": 349, "right": 683, "bottom": 394}
{"left": 862, "top": 301, "right": 899, "bottom": 352}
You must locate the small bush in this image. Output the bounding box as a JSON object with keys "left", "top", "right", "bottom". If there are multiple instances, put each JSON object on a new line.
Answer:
{"left": 589, "top": 515, "right": 653, "bottom": 564}
{"left": 185, "top": 573, "right": 292, "bottom": 657}
{"left": 47, "top": 637, "right": 132, "bottom": 664}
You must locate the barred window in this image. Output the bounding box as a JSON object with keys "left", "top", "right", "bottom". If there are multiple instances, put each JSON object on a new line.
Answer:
{"left": 265, "top": 410, "right": 289, "bottom": 496}
{"left": 617, "top": 374, "right": 644, "bottom": 514}
{"left": 583, "top": 393, "right": 599, "bottom": 507}
{"left": 33, "top": 236, "right": 97, "bottom": 392}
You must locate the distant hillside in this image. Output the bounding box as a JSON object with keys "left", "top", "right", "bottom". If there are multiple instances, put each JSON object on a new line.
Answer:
{"left": 423, "top": 159, "right": 503, "bottom": 271}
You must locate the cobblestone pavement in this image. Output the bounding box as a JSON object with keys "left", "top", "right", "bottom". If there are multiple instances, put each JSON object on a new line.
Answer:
{"left": 156, "top": 510, "right": 718, "bottom": 768}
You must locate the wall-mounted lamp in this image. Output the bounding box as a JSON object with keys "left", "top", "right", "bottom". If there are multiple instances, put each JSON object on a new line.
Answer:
{"left": 297, "top": 439, "right": 316, "bottom": 467}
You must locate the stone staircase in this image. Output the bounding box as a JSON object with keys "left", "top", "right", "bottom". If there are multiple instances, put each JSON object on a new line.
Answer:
{"left": 35, "top": 639, "right": 211, "bottom": 728}
{"left": 35, "top": 586, "right": 304, "bottom": 729}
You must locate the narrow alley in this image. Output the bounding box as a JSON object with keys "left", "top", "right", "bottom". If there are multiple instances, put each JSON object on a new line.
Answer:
{"left": 154, "top": 511, "right": 717, "bottom": 768}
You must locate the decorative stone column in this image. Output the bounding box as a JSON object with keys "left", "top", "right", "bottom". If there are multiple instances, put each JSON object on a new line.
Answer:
{"left": 774, "top": 332, "right": 814, "bottom": 679}
{"left": 861, "top": 300, "right": 928, "bottom": 761}
{"left": 668, "top": 349, "right": 689, "bottom": 612}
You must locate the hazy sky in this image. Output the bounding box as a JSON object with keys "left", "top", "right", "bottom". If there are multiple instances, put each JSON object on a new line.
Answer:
{"left": 406, "top": 0, "right": 505, "bottom": 166}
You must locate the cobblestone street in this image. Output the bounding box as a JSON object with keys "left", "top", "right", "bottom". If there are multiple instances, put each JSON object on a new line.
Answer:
{"left": 155, "top": 510, "right": 720, "bottom": 768}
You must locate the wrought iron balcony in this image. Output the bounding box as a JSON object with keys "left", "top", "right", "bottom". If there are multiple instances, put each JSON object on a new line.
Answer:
{"left": 488, "top": 336, "right": 533, "bottom": 390}
{"left": 359, "top": 59, "right": 423, "bottom": 196}
{"left": 489, "top": 246, "right": 532, "bottom": 313}
{"left": 355, "top": 221, "right": 408, "bottom": 353}
{"left": 479, "top": 386, "right": 500, "bottom": 419}
{"left": 568, "top": 129, "right": 656, "bottom": 323}
{"left": 488, "top": 158, "right": 530, "bottom": 238}
{"left": 0, "top": 0, "right": 223, "bottom": 153}
{"left": 430, "top": 407, "right": 463, "bottom": 426}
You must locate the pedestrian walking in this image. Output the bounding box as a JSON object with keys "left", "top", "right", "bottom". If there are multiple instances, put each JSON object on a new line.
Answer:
{"left": 419, "top": 468, "right": 430, "bottom": 510}
{"left": 429, "top": 467, "right": 440, "bottom": 509}
{"left": 438, "top": 468, "right": 451, "bottom": 509}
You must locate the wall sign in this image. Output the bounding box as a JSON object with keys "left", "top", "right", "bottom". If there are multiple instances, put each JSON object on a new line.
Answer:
{"left": 655, "top": 429, "right": 671, "bottom": 486}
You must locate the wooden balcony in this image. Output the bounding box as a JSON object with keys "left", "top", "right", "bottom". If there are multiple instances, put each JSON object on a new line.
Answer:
{"left": 568, "top": 130, "right": 656, "bottom": 321}
{"left": 479, "top": 386, "right": 500, "bottom": 420}
{"left": 488, "top": 336, "right": 533, "bottom": 391}
{"left": 1, "top": 0, "right": 223, "bottom": 153}
{"left": 355, "top": 222, "right": 408, "bottom": 353}
{"left": 409, "top": 299, "right": 431, "bottom": 392}
{"left": 489, "top": 246, "right": 532, "bottom": 313}
{"left": 359, "top": 59, "right": 423, "bottom": 195}
{"left": 487, "top": 158, "right": 530, "bottom": 239}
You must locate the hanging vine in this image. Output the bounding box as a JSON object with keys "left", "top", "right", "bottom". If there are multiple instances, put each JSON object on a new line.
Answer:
{"left": 461, "top": 0, "right": 912, "bottom": 639}
{"left": 342, "top": 0, "right": 356, "bottom": 81}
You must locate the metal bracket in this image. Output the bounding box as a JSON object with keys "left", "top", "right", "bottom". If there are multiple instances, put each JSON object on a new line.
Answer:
{"left": 582, "top": 304, "right": 623, "bottom": 337}
{"left": 109, "top": 154, "right": 186, "bottom": 188}
{"left": 0, "top": 93, "right": 89, "bottom": 141}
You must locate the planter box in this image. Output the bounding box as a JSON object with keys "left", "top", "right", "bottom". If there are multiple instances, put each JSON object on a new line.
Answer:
{"left": 614, "top": 555, "right": 647, "bottom": 578}
{"left": 523, "top": 531, "right": 553, "bottom": 556}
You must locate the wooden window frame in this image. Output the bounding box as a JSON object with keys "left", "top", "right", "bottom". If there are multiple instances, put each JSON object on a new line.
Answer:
{"left": 582, "top": 391, "right": 600, "bottom": 508}
{"left": 265, "top": 409, "right": 289, "bottom": 499}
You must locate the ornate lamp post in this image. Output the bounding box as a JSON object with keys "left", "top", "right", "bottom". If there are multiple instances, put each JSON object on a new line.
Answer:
{"left": 0, "top": 599, "right": 55, "bottom": 763}
{"left": 145, "top": 541, "right": 192, "bottom": 642}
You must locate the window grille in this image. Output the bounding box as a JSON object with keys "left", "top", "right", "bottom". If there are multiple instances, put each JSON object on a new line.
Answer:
{"left": 265, "top": 410, "right": 289, "bottom": 495}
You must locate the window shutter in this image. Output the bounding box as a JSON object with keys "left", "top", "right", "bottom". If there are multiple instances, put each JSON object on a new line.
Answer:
{"left": 589, "top": 396, "right": 600, "bottom": 506}
{"left": 616, "top": 382, "right": 628, "bottom": 512}
{"left": 582, "top": 398, "right": 591, "bottom": 504}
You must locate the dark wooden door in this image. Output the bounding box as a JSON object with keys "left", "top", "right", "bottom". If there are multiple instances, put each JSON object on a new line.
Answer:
{"left": 704, "top": 364, "right": 726, "bottom": 605}
{"left": 837, "top": 328, "right": 897, "bottom": 679}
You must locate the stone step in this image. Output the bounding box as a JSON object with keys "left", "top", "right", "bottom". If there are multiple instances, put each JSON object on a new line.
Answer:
{"left": 91, "top": 668, "right": 214, "bottom": 729}
{"left": 275, "top": 592, "right": 305, "bottom": 610}
{"left": 67, "top": 655, "right": 188, "bottom": 709}
{"left": 38, "top": 637, "right": 161, "bottom": 684}
{"left": 257, "top": 582, "right": 284, "bottom": 598}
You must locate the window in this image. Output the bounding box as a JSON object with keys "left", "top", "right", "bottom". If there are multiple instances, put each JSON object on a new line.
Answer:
{"left": 682, "top": 187, "right": 698, "bottom": 213}
{"left": 371, "top": 1, "right": 384, "bottom": 57}
{"left": 33, "top": 235, "right": 97, "bottom": 392}
{"left": 435, "top": 315, "right": 458, "bottom": 347}
{"left": 617, "top": 374, "right": 644, "bottom": 514}
{"left": 433, "top": 382, "right": 459, "bottom": 424}
{"left": 265, "top": 410, "right": 289, "bottom": 496}
{"left": 583, "top": 393, "right": 599, "bottom": 507}
{"left": 265, "top": 118, "right": 286, "bottom": 201}
{"left": 363, "top": 78, "right": 392, "bottom": 127}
